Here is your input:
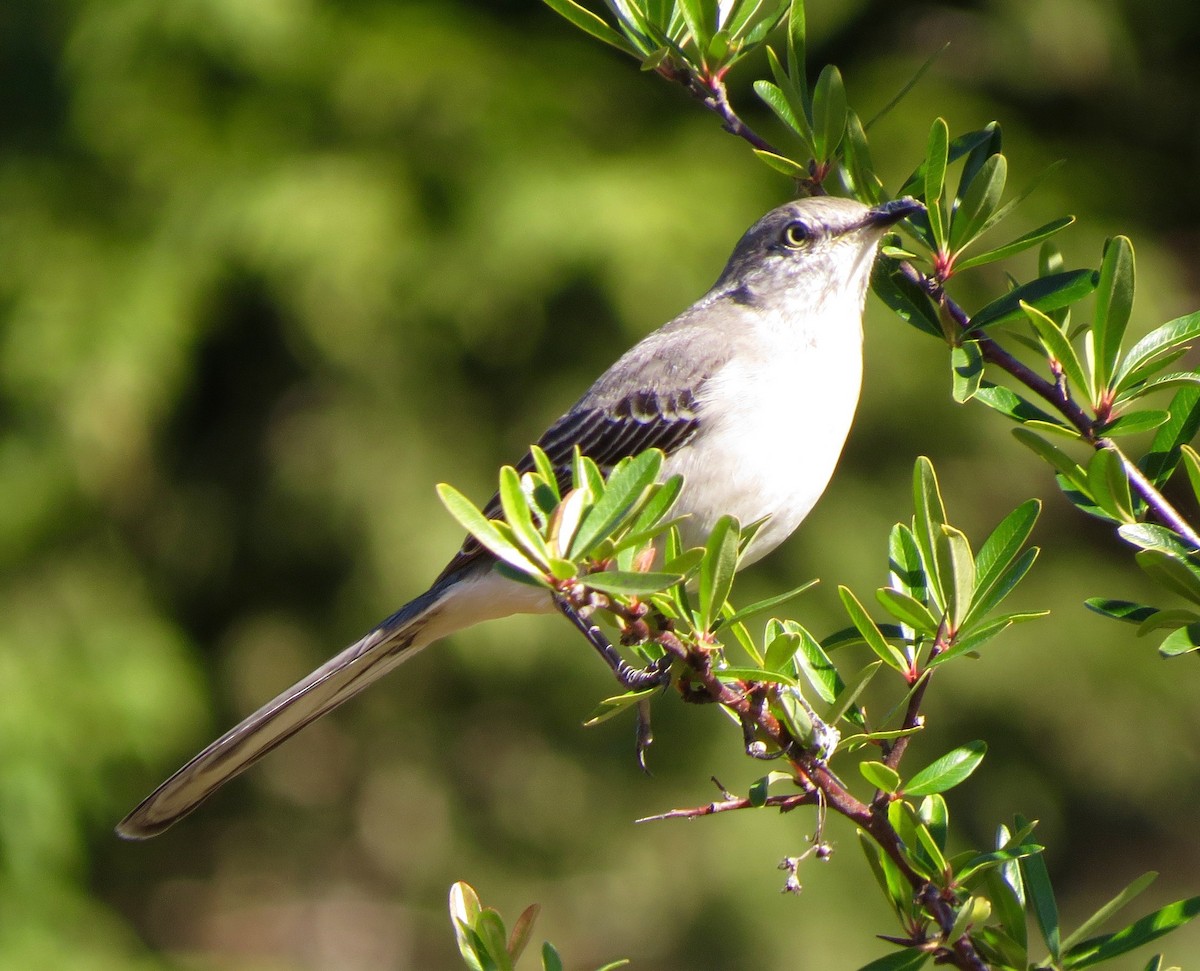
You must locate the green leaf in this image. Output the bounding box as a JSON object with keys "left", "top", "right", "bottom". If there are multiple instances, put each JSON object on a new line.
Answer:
{"left": 864, "top": 40, "right": 947, "bottom": 129}
{"left": 1063, "top": 896, "right": 1200, "bottom": 969}
{"left": 904, "top": 740, "right": 986, "bottom": 796}
{"left": 719, "top": 579, "right": 817, "bottom": 628}
{"left": 823, "top": 659, "right": 881, "bottom": 725}
{"left": 974, "top": 382, "right": 1065, "bottom": 426}
{"left": 855, "top": 941, "right": 930, "bottom": 967}
{"left": 931, "top": 609, "right": 1045, "bottom": 666}
{"left": 1101, "top": 409, "right": 1171, "bottom": 436}
{"left": 583, "top": 686, "right": 658, "bottom": 726}
{"left": 1182, "top": 443, "right": 1200, "bottom": 500}
{"left": 986, "top": 869, "right": 1029, "bottom": 951}
{"left": 569, "top": 449, "right": 663, "bottom": 557}
{"left": 924, "top": 118, "right": 949, "bottom": 251}
{"left": 957, "top": 844, "right": 1042, "bottom": 886}
{"left": 1084, "top": 598, "right": 1158, "bottom": 624}
{"left": 748, "top": 769, "right": 795, "bottom": 807}
{"left": 765, "top": 45, "right": 815, "bottom": 148}
{"left": 529, "top": 445, "right": 560, "bottom": 503}
{"left": 699, "top": 515, "right": 740, "bottom": 631}
{"left": 542, "top": 940, "right": 564, "bottom": 971}
{"left": 876, "top": 587, "right": 939, "bottom": 635}
{"left": 675, "top": 0, "right": 710, "bottom": 50}
{"left": 1086, "top": 447, "right": 1136, "bottom": 523}
{"left": 860, "top": 760, "right": 901, "bottom": 793}
{"left": 773, "top": 686, "right": 813, "bottom": 741}
{"left": 937, "top": 524, "right": 976, "bottom": 632}
{"left": 1022, "top": 845, "right": 1062, "bottom": 962}
{"left": 718, "top": 665, "right": 798, "bottom": 687}
{"left": 950, "top": 341, "right": 984, "bottom": 402}
{"left": 540, "top": 0, "right": 639, "bottom": 54}
{"left": 839, "top": 586, "right": 908, "bottom": 672}
{"left": 950, "top": 152, "right": 1006, "bottom": 252}
{"left": 591, "top": 961, "right": 631, "bottom": 971}
{"left": 1158, "top": 622, "right": 1200, "bottom": 657}
{"left": 450, "top": 883, "right": 486, "bottom": 971}
{"left": 784, "top": 0, "right": 806, "bottom": 90}
{"left": 790, "top": 622, "right": 844, "bottom": 705}
{"left": 1011, "top": 427, "right": 1087, "bottom": 491}
{"left": 948, "top": 896, "right": 991, "bottom": 944}
{"left": 842, "top": 110, "right": 883, "bottom": 204}
{"left": 1142, "top": 385, "right": 1200, "bottom": 486}
{"left": 751, "top": 148, "right": 809, "bottom": 178}
{"left": 859, "top": 832, "right": 915, "bottom": 926}
{"left": 810, "top": 64, "right": 847, "bottom": 161}
{"left": 975, "top": 499, "right": 1040, "bottom": 594}
{"left": 753, "top": 77, "right": 809, "bottom": 150}
{"left": 1137, "top": 608, "right": 1200, "bottom": 635}
{"left": 955, "top": 122, "right": 1002, "bottom": 204}
{"left": 476, "top": 909, "right": 513, "bottom": 970}
{"left": 1092, "top": 236, "right": 1136, "bottom": 396}
{"left": 1061, "top": 872, "right": 1158, "bottom": 953}
{"left": 871, "top": 260, "right": 943, "bottom": 339}
{"left": 763, "top": 628, "right": 800, "bottom": 675}
{"left": 886, "top": 801, "right": 936, "bottom": 880}
{"left": 918, "top": 792, "right": 949, "bottom": 854}
{"left": 912, "top": 457, "right": 949, "bottom": 611}
{"left": 889, "top": 523, "right": 928, "bottom": 602}
{"left": 623, "top": 473, "right": 683, "bottom": 538}
{"left": 438, "top": 483, "right": 546, "bottom": 581}
{"left": 961, "top": 546, "right": 1039, "bottom": 631}
{"left": 953, "top": 216, "right": 1076, "bottom": 272}
{"left": 584, "top": 570, "right": 681, "bottom": 597}
{"left": 498, "top": 466, "right": 551, "bottom": 568}
{"left": 1021, "top": 301, "right": 1089, "bottom": 401}
{"left": 969, "top": 269, "right": 1098, "bottom": 331}
{"left": 1117, "top": 371, "right": 1200, "bottom": 406}
{"left": 1113, "top": 311, "right": 1200, "bottom": 393}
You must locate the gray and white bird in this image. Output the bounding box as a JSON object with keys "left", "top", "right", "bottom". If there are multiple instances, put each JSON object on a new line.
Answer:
{"left": 117, "top": 194, "right": 920, "bottom": 839}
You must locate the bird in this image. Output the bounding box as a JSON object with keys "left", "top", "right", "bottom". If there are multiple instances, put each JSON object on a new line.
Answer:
{"left": 117, "top": 193, "right": 920, "bottom": 839}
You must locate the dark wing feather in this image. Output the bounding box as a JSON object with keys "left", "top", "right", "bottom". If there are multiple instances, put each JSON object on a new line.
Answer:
{"left": 435, "top": 387, "right": 703, "bottom": 582}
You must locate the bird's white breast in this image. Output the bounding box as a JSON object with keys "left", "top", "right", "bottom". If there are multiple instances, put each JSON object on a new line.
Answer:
{"left": 663, "top": 297, "right": 864, "bottom": 565}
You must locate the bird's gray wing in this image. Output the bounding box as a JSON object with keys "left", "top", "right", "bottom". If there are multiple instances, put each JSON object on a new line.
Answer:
{"left": 435, "top": 321, "right": 730, "bottom": 582}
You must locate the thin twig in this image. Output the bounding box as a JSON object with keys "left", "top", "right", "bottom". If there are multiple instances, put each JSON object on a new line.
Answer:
{"left": 635, "top": 791, "right": 813, "bottom": 823}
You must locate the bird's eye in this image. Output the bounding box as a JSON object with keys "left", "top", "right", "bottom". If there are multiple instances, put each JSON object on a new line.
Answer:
{"left": 781, "top": 221, "right": 813, "bottom": 249}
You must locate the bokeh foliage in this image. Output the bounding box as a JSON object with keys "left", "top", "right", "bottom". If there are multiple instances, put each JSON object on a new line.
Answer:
{"left": 4, "top": 0, "right": 1200, "bottom": 968}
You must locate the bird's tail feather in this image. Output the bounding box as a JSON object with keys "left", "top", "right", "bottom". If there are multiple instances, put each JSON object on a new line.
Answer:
{"left": 117, "top": 579, "right": 462, "bottom": 839}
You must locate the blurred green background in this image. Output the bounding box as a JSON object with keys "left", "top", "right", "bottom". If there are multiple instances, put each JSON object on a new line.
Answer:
{"left": 4, "top": 0, "right": 1200, "bottom": 967}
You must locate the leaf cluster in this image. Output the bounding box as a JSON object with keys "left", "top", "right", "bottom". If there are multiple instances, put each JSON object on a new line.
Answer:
{"left": 450, "top": 882, "right": 628, "bottom": 971}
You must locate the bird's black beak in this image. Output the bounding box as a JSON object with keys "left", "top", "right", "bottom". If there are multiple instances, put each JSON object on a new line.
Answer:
{"left": 864, "top": 196, "right": 924, "bottom": 229}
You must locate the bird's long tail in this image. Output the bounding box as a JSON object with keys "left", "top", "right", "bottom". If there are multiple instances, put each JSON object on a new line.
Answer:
{"left": 117, "top": 569, "right": 504, "bottom": 839}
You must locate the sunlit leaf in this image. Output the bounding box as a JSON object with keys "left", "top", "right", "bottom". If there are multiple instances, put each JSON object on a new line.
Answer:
{"left": 839, "top": 586, "right": 908, "bottom": 671}
{"left": 860, "top": 760, "right": 901, "bottom": 793}
{"left": 905, "top": 740, "right": 986, "bottom": 796}
{"left": 541, "top": 0, "right": 639, "bottom": 54}
{"left": 1062, "top": 895, "right": 1200, "bottom": 969}
{"left": 1061, "top": 872, "right": 1158, "bottom": 954}
{"left": 969, "top": 269, "right": 1098, "bottom": 331}
{"left": 699, "top": 515, "right": 740, "bottom": 630}
{"left": 953, "top": 216, "right": 1075, "bottom": 272}
{"left": 1092, "top": 235, "right": 1136, "bottom": 396}
{"left": 584, "top": 570, "right": 681, "bottom": 596}
{"left": 810, "top": 64, "right": 847, "bottom": 161}
{"left": 950, "top": 153, "right": 1006, "bottom": 253}
{"left": 950, "top": 340, "right": 984, "bottom": 402}
{"left": 438, "top": 483, "right": 546, "bottom": 580}
{"left": 1022, "top": 844, "right": 1062, "bottom": 963}
{"left": 924, "top": 118, "right": 949, "bottom": 251}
